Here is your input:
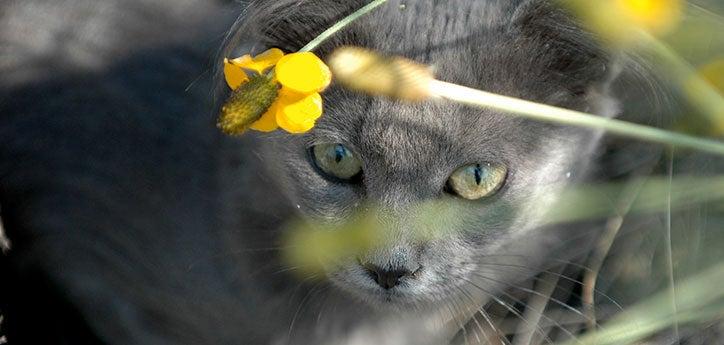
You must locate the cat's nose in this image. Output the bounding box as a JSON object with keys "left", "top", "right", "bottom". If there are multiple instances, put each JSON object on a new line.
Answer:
{"left": 363, "top": 264, "right": 418, "bottom": 289}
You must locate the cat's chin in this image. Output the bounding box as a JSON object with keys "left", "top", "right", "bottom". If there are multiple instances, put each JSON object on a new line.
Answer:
{"left": 345, "top": 290, "right": 432, "bottom": 313}
{"left": 362, "top": 290, "right": 424, "bottom": 309}
{"left": 324, "top": 261, "right": 468, "bottom": 314}
{"left": 328, "top": 277, "right": 446, "bottom": 312}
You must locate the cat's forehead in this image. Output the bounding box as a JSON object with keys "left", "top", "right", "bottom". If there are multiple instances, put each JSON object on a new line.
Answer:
{"left": 353, "top": 0, "right": 520, "bottom": 51}
{"left": 334, "top": 1, "right": 525, "bottom": 89}
{"left": 309, "top": 0, "right": 599, "bottom": 104}
{"left": 314, "top": 89, "right": 530, "bottom": 169}
{"left": 297, "top": 0, "right": 601, "bottom": 168}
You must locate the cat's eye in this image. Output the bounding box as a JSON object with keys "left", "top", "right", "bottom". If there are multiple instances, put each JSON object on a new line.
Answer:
{"left": 310, "top": 143, "right": 363, "bottom": 182}
{"left": 446, "top": 163, "right": 507, "bottom": 200}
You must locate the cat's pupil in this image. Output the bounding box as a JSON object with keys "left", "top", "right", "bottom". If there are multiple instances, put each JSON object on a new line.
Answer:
{"left": 334, "top": 145, "right": 345, "bottom": 163}
{"left": 310, "top": 143, "right": 362, "bottom": 182}
{"left": 474, "top": 165, "right": 482, "bottom": 185}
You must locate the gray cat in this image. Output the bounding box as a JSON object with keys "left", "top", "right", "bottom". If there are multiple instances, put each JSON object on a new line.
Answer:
{"left": 0, "top": 0, "right": 660, "bottom": 344}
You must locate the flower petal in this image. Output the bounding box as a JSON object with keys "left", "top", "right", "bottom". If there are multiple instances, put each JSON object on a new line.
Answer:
{"left": 276, "top": 92, "right": 323, "bottom": 133}
{"left": 278, "top": 86, "right": 307, "bottom": 102}
{"left": 227, "top": 54, "right": 253, "bottom": 66}
{"left": 244, "top": 48, "right": 285, "bottom": 74}
{"left": 249, "top": 101, "right": 280, "bottom": 132}
{"left": 275, "top": 52, "right": 332, "bottom": 94}
{"left": 224, "top": 58, "right": 249, "bottom": 90}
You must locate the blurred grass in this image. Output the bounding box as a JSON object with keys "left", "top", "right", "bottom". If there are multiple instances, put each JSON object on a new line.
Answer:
{"left": 564, "top": 263, "right": 724, "bottom": 345}
{"left": 284, "top": 175, "right": 724, "bottom": 277}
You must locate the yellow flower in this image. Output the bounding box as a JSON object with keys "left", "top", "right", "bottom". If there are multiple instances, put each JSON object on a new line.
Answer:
{"left": 219, "top": 49, "right": 331, "bottom": 135}
{"left": 683, "top": 59, "right": 724, "bottom": 135}
{"left": 698, "top": 59, "right": 724, "bottom": 96}
{"left": 563, "top": 0, "right": 682, "bottom": 45}
{"left": 615, "top": 0, "right": 682, "bottom": 35}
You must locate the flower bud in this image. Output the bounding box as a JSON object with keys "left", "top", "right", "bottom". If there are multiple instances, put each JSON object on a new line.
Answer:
{"left": 218, "top": 74, "right": 279, "bottom": 135}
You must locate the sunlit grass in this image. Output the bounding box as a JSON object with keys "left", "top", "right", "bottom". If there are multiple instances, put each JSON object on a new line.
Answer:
{"left": 563, "top": 262, "right": 724, "bottom": 345}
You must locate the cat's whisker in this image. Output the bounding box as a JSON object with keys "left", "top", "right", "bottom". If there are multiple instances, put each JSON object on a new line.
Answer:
{"left": 466, "top": 272, "right": 586, "bottom": 343}
{"left": 315, "top": 288, "right": 334, "bottom": 329}
{"left": 287, "top": 280, "right": 325, "bottom": 340}
{"left": 512, "top": 269, "right": 563, "bottom": 345}
{"left": 444, "top": 292, "right": 473, "bottom": 345}
{"left": 466, "top": 279, "right": 590, "bottom": 345}
{"left": 469, "top": 271, "right": 595, "bottom": 327}
{"left": 455, "top": 285, "right": 501, "bottom": 345}
{"left": 475, "top": 253, "right": 597, "bottom": 274}
{"left": 460, "top": 277, "right": 557, "bottom": 345}
{"left": 455, "top": 289, "right": 485, "bottom": 345}
{"left": 472, "top": 261, "right": 623, "bottom": 311}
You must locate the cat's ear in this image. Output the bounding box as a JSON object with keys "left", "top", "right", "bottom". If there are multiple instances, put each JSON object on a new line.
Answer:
{"left": 224, "top": 0, "right": 371, "bottom": 55}
{"left": 509, "top": 0, "right": 622, "bottom": 116}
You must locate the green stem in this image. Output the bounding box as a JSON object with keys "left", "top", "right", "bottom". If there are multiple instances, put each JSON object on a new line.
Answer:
{"left": 429, "top": 80, "right": 724, "bottom": 156}
{"left": 299, "top": 0, "right": 390, "bottom": 52}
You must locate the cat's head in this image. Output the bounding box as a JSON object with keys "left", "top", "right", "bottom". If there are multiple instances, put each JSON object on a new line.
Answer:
{"left": 232, "top": 0, "right": 620, "bottom": 308}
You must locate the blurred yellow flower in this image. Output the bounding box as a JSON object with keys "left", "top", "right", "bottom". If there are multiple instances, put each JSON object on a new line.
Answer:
{"left": 698, "top": 59, "right": 724, "bottom": 96}
{"left": 564, "top": 0, "right": 683, "bottom": 45}
{"left": 616, "top": 0, "right": 682, "bottom": 35}
{"left": 686, "top": 59, "right": 724, "bottom": 134}
{"left": 219, "top": 49, "right": 330, "bottom": 135}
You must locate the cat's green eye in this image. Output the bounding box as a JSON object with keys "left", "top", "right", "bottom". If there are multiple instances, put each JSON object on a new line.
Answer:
{"left": 310, "top": 143, "right": 363, "bottom": 182}
{"left": 446, "top": 163, "right": 507, "bottom": 200}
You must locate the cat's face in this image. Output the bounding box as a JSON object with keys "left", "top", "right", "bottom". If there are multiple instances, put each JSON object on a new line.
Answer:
{"left": 248, "top": 0, "right": 618, "bottom": 309}
{"left": 262, "top": 86, "right": 611, "bottom": 308}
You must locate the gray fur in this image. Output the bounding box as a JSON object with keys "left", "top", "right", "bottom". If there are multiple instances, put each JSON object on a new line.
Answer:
{"left": 1, "top": 0, "right": 661, "bottom": 344}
